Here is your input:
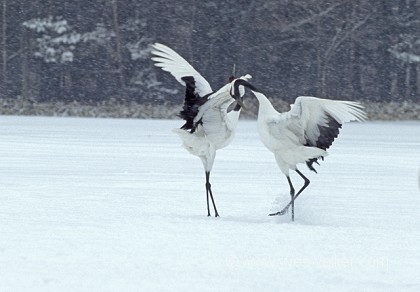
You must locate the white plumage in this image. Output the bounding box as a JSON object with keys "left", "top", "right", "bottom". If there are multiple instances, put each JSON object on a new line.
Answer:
{"left": 151, "top": 43, "right": 213, "bottom": 97}
{"left": 151, "top": 43, "right": 255, "bottom": 217}
{"left": 250, "top": 91, "right": 367, "bottom": 220}
{"left": 171, "top": 80, "right": 248, "bottom": 171}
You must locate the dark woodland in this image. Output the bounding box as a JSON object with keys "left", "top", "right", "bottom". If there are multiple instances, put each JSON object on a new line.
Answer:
{"left": 0, "top": 0, "right": 419, "bottom": 105}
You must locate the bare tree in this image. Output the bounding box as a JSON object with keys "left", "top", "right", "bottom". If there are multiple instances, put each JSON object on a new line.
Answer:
{"left": 319, "top": 12, "right": 370, "bottom": 96}
{"left": 111, "top": 0, "right": 126, "bottom": 99}
{"left": 1, "top": 0, "right": 7, "bottom": 98}
{"left": 0, "top": 0, "right": 417, "bottom": 105}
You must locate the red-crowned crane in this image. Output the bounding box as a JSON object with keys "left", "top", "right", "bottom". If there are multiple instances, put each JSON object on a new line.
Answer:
{"left": 151, "top": 43, "right": 255, "bottom": 217}
{"left": 232, "top": 90, "right": 366, "bottom": 221}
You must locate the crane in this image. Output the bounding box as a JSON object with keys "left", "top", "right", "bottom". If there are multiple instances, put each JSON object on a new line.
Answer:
{"left": 240, "top": 90, "right": 366, "bottom": 221}
{"left": 151, "top": 43, "right": 255, "bottom": 217}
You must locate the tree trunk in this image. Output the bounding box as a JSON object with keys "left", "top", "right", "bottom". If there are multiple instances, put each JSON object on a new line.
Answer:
{"left": 111, "top": 0, "right": 126, "bottom": 100}
{"left": 315, "top": 10, "right": 324, "bottom": 97}
{"left": 405, "top": 63, "right": 411, "bottom": 100}
{"left": 348, "top": 1, "right": 357, "bottom": 99}
{"left": 21, "top": 27, "right": 29, "bottom": 100}
{"left": 415, "top": 64, "right": 420, "bottom": 101}
{"left": 1, "top": 0, "right": 7, "bottom": 98}
{"left": 377, "top": 0, "right": 392, "bottom": 101}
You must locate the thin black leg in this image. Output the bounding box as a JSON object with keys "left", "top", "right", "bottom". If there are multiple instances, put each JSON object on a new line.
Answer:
{"left": 269, "top": 169, "right": 310, "bottom": 218}
{"left": 287, "top": 176, "right": 295, "bottom": 221}
{"left": 295, "top": 169, "right": 310, "bottom": 199}
{"left": 205, "top": 171, "right": 211, "bottom": 216}
{"left": 269, "top": 175, "right": 295, "bottom": 218}
{"left": 206, "top": 171, "right": 219, "bottom": 217}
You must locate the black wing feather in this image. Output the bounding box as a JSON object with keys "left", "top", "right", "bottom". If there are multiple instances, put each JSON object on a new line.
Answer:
{"left": 178, "top": 76, "right": 212, "bottom": 133}
{"left": 305, "top": 112, "right": 342, "bottom": 172}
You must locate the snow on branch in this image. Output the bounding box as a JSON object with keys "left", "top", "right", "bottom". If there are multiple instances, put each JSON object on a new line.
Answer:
{"left": 23, "top": 16, "right": 70, "bottom": 34}
{"left": 126, "top": 37, "right": 152, "bottom": 60}
{"left": 389, "top": 35, "right": 420, "bottom": 64}
{"left": 23, "top": 17, "right": 114, "bottom": 63}
{"left": 23, "top": 16, "right": 80, "bottom": 63}
{"left": 82, "top": 24, "right": 115, "bottom": 44}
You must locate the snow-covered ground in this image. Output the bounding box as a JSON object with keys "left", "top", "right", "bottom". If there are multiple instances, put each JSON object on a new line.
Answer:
{"left": 0, "top": 116, "right": 419, "bottom": 292}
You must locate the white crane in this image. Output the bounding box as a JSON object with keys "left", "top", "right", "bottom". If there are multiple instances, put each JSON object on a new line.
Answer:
{"left": 242, "top": 90, "right": 366, "bottom": 221}
{"left": 151, "top": 43, "right": 255, "bottom": 217}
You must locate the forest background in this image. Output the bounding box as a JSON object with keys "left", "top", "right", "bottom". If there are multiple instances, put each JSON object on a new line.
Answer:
{"left": 0, "top": 1, "right": 419, "bottom": 119}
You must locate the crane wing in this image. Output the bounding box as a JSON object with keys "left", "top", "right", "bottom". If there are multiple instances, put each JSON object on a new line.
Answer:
{"left": 151, "top": 43, "right": 213, "bottom": 97}
{"left": 287, "top": 96, "right": 366, "bottom": 150}
{"left": 192, "top": 82, "right": 241, "bottom": 147}
{"left": 200, "top": 98, "right": 237, "bottom": 148}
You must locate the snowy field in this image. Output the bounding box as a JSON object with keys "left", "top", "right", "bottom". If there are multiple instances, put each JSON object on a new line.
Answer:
{"left": 0, "top": 115, "right": 419, "bottom": 292}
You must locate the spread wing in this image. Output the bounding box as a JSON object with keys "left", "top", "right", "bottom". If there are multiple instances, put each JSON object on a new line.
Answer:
{"left": 287, "top": 96, "right": 366, "bottom": 149}
{"left": 151, "top": 43, "right": 213, "bottom": 97}
{"left": 286, "top": 96, "right": 366, "bottom": 171}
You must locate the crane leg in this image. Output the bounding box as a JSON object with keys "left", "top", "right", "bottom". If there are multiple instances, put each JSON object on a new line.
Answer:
{"left": 268, "top": 175, "right": 295, "bottom": 219}
{"left": 295, "top": 169, "right": 310, "bottom": 199}
{"left": 205, "top": 172, "right": 211, "bottom": 216}
{"left": 269, "top": 170, "right": 310, "bottom": 219}
{"left": 287, "top": 176, "right": 295, "bottom": 221}
{"left": 205, "top": 182, "right": 211, "bottom": 217}
{"left": 205, "top": 171, "right": 219, "bottom": 217}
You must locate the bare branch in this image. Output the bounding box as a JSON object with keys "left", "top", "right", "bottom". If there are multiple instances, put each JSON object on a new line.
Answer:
{"left": 273, "top": 1, "right": 348, "bottom": 33}
{"left": 7, "top": 49, "right": 23, "bottom": 61}
{"left": 324, "top": 13, "right": 372, "bottom": 61}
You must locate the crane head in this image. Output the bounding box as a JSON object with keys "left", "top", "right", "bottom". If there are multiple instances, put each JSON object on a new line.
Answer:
{"left": 229, "top": 76, "right": 257, "bottom": 110}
